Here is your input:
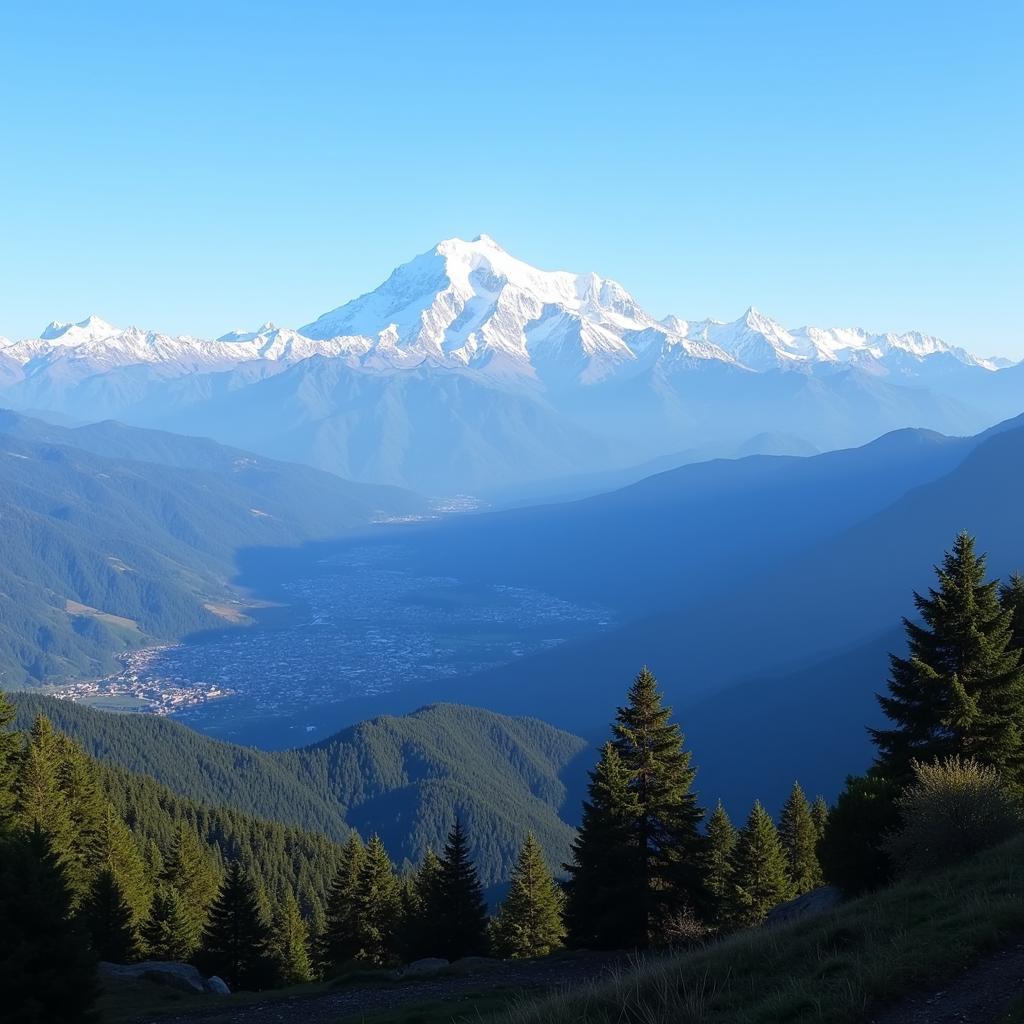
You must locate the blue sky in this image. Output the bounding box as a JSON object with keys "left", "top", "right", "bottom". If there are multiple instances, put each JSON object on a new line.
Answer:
{"left": 1, "top": 1, "right": 1021, "bottom": 355}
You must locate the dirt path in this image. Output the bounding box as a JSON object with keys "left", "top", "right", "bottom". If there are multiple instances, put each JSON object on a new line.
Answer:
{"left": 154, "top": 953, "right": 628, "bottom": 1024}
{"left": 872, "top": 941, "right": 1024, "bottom": 1024}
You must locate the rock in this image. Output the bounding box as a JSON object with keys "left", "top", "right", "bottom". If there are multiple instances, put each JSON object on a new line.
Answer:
{"left": 766, "top": 885, "right": 843, "bottom": 926}
{"left": 449, "top": 956, "right": 501, "bottom": 974}
{"left": 396, "top": 957, "right": 450, "bottom": 977}
{"left": 99, "top": 960, "right": 208, "bottom": 993}
{"left": 204, "top": 975, "right": 231, "bottom": 995}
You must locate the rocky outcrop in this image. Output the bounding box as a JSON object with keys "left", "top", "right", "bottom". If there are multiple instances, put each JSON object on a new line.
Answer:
{"left": 99, "top": 960, "right": 230, "bottom": 995}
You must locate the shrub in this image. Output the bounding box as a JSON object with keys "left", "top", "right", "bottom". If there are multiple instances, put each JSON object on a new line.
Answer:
{"left": 884, "top": 756, "right": 1022, "bottom": 875}
{"left": 817, "top": 774, "right": 899, "bottom": 896}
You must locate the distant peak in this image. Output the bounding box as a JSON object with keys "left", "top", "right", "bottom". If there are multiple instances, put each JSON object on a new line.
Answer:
{"left": 39, "top": 314, "right": 119, "bottom": 341}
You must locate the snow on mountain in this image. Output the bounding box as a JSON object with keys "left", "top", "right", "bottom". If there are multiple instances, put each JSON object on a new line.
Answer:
{"left": 299, "top": 234, "right": 733, "bottom": 386}
{"left": 0, "top": 236, "right": 1004, "bottom": 387}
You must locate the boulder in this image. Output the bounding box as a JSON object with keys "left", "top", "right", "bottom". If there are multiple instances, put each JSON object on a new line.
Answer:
{"left": 766, "top": 885, "right": 843, "bottom": 926}
{"left": 100, "top": 960, "right": 208, "bottom": 993}
{"left": 397, "top": 957, "right": 450, "bottom": 977}
{"left": 204, "top": 975, "right": 231, "bottom": 995}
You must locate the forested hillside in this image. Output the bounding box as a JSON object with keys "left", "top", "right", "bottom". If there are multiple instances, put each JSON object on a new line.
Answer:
{"left": 0, "top": 411, "right": 424, "bottom": 684}
{"left": 12, "top": 695, "right": 586, "bottom": 887}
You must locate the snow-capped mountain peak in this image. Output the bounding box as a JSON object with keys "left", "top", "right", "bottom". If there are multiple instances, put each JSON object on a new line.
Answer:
{"left": 39, "top": 314, "right": 120, "bottom": 345}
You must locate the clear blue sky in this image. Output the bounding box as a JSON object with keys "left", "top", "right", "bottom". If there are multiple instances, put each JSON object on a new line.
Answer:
{"left": 1, "top": 1, "right": 1021, "bottom": 355}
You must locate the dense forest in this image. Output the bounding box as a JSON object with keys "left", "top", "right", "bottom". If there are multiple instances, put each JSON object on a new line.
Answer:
{"left": 4, "top": 530, "right": 1024, "bottom": 1022}
{"left": 10, "top": 698, "right": 584, "bottom": 889}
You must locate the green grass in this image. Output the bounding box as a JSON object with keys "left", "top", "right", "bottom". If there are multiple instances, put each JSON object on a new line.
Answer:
{"left": 505, "top": 836, "right": 1024, "bottom": 1024}
{"left": 350, "top": 988, "right": 522, "bottom": 1024}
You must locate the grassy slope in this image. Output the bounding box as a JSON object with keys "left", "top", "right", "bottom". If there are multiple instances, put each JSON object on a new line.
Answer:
{"left": 506, "top": 836, "right": 1024, "bottom": 1024}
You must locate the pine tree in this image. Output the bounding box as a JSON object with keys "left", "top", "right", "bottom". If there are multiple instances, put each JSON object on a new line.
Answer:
{"left": 1000, "top": 572, "right": 1024, "bottom": 651}
{"left": 0, "top": 825, "right": 98, "bottom": 1023}
{"left": 54, "top": 733, "right": 107, "bottom": 905}
{"left": 142, "top": 885, "right": 198, "bottom": 962}
{"left": 162, "top": 821, "right": 220, "bottom": 953}
{"left": 318, "top": 833, "right": 365, "bottom": 970}
{"left": 611, "top": 666, "right": 706, "bottom": 944}
{"left": 434, "top": 819, "right": 489, "bottom": 960}
{"left": 0, "top": 690, "right": 20, "bottom": 826}
{"left": 307, "top": 902, "right": 328, "bottom": 979}
{"left": 399, "top": 848, "right": 442, "bottom": 960}
{"left": 84, "top": 867, "right": 141, "bottom": 963}
{"left": 95, "top": 805, "right": 151, "bottom": 927}
{"left": 491, "top": 833, "right": 565, "bottom": 958}
{"left": 779, "top": 782, "right": 823, "bottom": 895}
{"left": 353, "top": 834, "right": 401, "bottom": 964}
{"left": 13, "top": 715, "right": 76, "bottom": 865}
{"left": 199, "top": 860, "right": 271, "bottom": 991}
{"left": 705, "top": 801, "right": 736, "bottom": 924}
{"left": 725, "top": 802, "right": 792, "bottom": 929}
{"left": 810, "top": 796, "right": 830, "bottom": 842}
{"left": 564, "top": 742, "right": 642, "bottom": 949}
{"left": 269, "top": 887, "right": 312, "bottom": 985}
{"left": 871, "top": 533, "right": 1024, "bottom": 782}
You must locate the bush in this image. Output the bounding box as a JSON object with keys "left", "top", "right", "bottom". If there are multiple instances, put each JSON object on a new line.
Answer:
{"left": 884, "top": 756, "right": 1022, "bottom": 875}
{"left": 818, "top": 774, "right": 899, "bottom": 896}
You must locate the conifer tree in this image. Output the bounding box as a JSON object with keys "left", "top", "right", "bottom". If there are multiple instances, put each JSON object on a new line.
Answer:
{"left": 0, "top": 825, "right": 98, "bottom": 1023}
{"left": 318, "top": 833, "right": 365, "bottom": 970}
{"left": 199, "top": 860, "right": 271, "bottom": 991}
{"left": 306, "top": 902, "right": 328, "bottom": 979}
{"left": 491, "top": 833, "right": 565, "bottom": 959}
{"left": 564, "top": 742, "right": 642, "bottom": 949}
{"left": 54, "top": 733, "right": 107, "bottom": 904}
{"left": 810, "top": 796, "right": 830, "bottom": 841}
{"left": 162, "top": 821, "right": 220, "bottom": 953}
{"left": 142, "top": 885, "right": 198, "bottom": 962}
{"left": 13, "top": 716, "right": 77, "bottom": 873}
{"left": 434, "top": 819, "right": 489, "bottom": 960}
{"left": 353, "top": 834, "right": 401, "bottom": 964}
{"left": 85, "top": 867, "right": 141, "bottom": 963}
{"left": 1001, "top": 572, "right": 1024, "bottom": 651}
{"left": 95, "top": 805, "right": 151, "bottom": 926}
{"left": 871, "top": 533, "right": 1024, "bottom": 782}
{"left": 705, "top": 801, "right": 737, "bottom": 923}
{"left": 779, "top": 782, "right": 823, "bottom": 895}
{"left": 269, "top": 887, "right": 312, "bottom": 985}
{"left": 611, "top": 666, "right": 706, "bottom": 944}
{"left": 0, "top": 690, "right": 20, "bottom": 826}
{"left": 725, "top": 802, "right": 792, "bottom": 929}
{"left": 399, "top": 848, "right": 442, "bottom": 960}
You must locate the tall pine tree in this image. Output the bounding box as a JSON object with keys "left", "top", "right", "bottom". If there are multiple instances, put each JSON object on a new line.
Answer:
{"left": 143, "top": 885, "right": 198, "bottom": 962}
{"left": 778, "top": 782, "right": 823, "bottom": 895}
{"left": 162, "top": 822, "right": 220, "bottom": 955}
{"left": 810, "top": 795, "right": 830, "bottom": 842}
{"left": 0, "top": 825, "right": 98, "bottom": 1023}
{"left": 84, "top": 867, "right": 141, "bottom": 963}
{"left": 611, "top": 667, "right": 706, "bottom": 945}
{"left": 871, "top": 533, "right": 1024, "bottom": 782}
{"left": 199, "top": 860, "right": 271, "bottom": 991}
{"left": 491, "top": 833, "right": 565, "bottom": 958}
{"left": 725, "top": 802, "right": 792, "bottom": 929}
{"left": 353, "top": 834, "right": 401, "bottom": 964}
{"left": 13, "top": 716, "right": 75, "bottom": 869}
{"left": 564, "top": 742, "right": 642, "bottom": 949}
{"left": 269, "top": 887, "right": 312, "bottom": 985}
{"left": 0, "top": 690, "right": 20, "bottom": 826}
{"left": 434, "top": 819, "right": 489, "bottom": 960}
{"left": 317, "top": 833, "right": 365, "bottom": 970}
{"left": 705, "top": 801, "right": 736, "bottom": 926}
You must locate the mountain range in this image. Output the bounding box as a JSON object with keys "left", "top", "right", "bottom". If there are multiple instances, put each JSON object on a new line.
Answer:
{"left": 1, "top": 235, "right": 1019, "bottom": 493}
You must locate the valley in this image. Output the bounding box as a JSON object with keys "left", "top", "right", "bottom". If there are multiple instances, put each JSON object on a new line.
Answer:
{"left": 55, "top": 542, "right": 613, "bottom": 748}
